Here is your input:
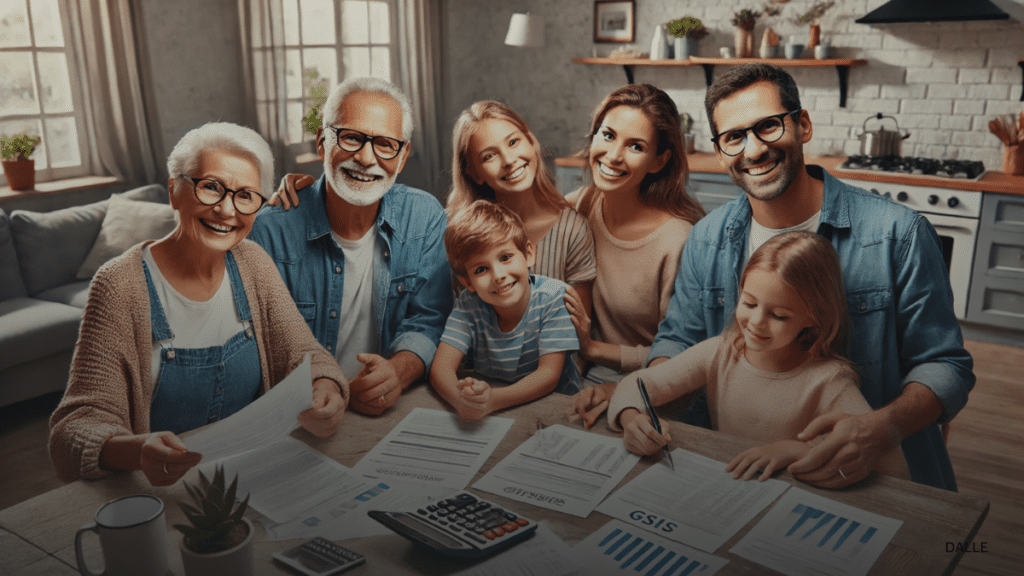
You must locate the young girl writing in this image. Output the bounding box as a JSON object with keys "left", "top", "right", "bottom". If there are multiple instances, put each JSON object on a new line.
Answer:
{"left": 447, "top": 101, "right": 596, "bottom": 312}
{"left": 606, "top": 231, "right": 909, "bottom": 482}
{"left": 564, "top": 84, "right": 705, "bottom": 411}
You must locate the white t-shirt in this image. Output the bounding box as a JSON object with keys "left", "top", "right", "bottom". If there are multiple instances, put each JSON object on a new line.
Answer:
{"left": 748, "top": 210, "right": 821, "bottom": 259}
{"left": 332, "top": 225, "right": 380, "bottom": 378}
{"left": 143, "top": 245, "right": 246, "bottom": 384}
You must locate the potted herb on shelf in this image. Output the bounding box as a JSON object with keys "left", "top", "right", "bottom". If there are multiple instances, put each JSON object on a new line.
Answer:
{"left": 1, "top": 134, "right": 41, "bottom": 191}
{"left": 757, "top": 3, "right": 783, "bottom": 58}
{"left": 667, "top": 16, "right": 709, "bottom": 60}
{"left": 174, "top": 466, "right": 254, "bottom": 576}
{"left": 796, "top": 0, "right": 835, "bottom": 51}
{"left": 680, "top": 112, "right": 696, "bottom": 153}
{"left": 731, "top": 9, "right": 760, "bottom": 59}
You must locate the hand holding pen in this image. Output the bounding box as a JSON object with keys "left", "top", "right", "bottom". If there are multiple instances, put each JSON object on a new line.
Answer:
{"left": 637, "top": 378, "right": 674, "bottom": 470}
{"left": 620, "top": 378, "right": 675, "bottom": 469}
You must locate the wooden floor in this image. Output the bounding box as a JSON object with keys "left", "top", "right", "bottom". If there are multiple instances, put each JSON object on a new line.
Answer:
{"left": 1, "top": 339, "right": 1021, "bottom": 575}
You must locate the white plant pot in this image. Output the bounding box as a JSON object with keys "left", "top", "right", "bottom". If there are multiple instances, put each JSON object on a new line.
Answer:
{"left": 180, "top": 518, "right": 254, "bottom": 576}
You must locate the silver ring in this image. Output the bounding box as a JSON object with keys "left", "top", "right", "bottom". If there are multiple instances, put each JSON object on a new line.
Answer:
{"left": 163, "top": 461, "right": 168, "bottom": 474}
{"left": 838, "top": 468, "right": 847, "bottom": 479}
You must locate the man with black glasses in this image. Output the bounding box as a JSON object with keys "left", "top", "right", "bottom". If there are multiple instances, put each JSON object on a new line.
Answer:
{"left": 249, "top": 77, "right": 452, "bottom": 416}
{"left": 648, "top": 64, "right": 973, "bottom": 491}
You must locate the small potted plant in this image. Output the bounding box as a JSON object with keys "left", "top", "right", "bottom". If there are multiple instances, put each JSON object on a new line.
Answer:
{"left": 795, "top": 0, "right": 836, "bottom": 50}
{"left": 667, "top": 16, "right": 709, "bottom": 60}
{"left": 758, "top": 3, "right": 783, "bottom": 58}
{"left": 174, "top": 466, "right": 254, "bottom": 576}
{"left": 680, "top": 112, "right": 696, "bottom": 153}
{"left": 1, "top": 134, "right": 41, "bottom": 191}
{"left": 731, "top": 9, "right": 761, "bottom": 59}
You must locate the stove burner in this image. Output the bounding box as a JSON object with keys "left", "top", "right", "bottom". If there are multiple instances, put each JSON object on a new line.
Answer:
{"left": 840, "top": 156, "right": 985, "bottom": 179}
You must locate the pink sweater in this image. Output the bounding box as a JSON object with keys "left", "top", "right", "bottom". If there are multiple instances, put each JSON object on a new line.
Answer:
{"left": 49, "top": 240, "right": 348, "bottom": 482}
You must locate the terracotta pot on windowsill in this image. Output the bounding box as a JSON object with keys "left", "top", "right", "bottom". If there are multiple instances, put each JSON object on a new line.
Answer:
{"left": 1, "top": 159, "right": 35, "bottom": 191}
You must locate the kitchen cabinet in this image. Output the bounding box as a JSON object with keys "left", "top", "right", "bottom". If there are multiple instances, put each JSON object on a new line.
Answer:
{"left": 966, "top": 192, "right": 1024, "bottom": 332}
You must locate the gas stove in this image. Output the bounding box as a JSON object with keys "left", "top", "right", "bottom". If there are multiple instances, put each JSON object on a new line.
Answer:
{"left": 839, "top": 155, "right": 986, "bottom": 180}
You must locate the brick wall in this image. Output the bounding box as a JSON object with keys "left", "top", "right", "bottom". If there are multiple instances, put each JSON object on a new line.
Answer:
{"left": 443, "top": 0, "right": 1024, "bottom": 173}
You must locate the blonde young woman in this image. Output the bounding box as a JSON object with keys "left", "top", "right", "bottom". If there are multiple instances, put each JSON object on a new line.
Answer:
{"left": 564, "top": 84, "right": 705, "bottom": 422}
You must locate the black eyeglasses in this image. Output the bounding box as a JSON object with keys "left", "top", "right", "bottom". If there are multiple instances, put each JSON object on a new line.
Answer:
{"left": 181, "top": 176, "right": 265, "bottom": 215}
{"left": 711, "top": 109, "right": 802, "bottom": 157}
{"left": 328, "top": 127, "right": 406, "bottom": 160}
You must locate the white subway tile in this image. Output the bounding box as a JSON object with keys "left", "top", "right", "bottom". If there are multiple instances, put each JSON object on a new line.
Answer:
{"left": 957, "top": 69, "right": 991, "bottom": 84}
{"left": 953, "top": 100, "right": 986, "bottom": 116}
{"left": 967, "top": 84, "right": 1011, "bottom": 100}
{"left": 927, "top": 84, "right": 970, "bottom": 100}
{"left": 899, "top": 99, "right": 953, "bottom": 115}
{"left": 905, "top": 67, "right": 957, "bottom": 84}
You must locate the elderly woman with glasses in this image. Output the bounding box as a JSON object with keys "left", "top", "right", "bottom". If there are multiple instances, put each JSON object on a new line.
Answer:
{"left": 50, "top": 122, "right": 348, "bottom": 486}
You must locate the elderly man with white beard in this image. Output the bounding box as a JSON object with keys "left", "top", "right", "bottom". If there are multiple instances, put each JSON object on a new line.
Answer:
{"left": 249, "top": 77, "right": 453, "bottom": 416}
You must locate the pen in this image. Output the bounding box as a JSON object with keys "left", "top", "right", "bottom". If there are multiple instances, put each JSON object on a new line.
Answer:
{"left": 637, "top": 377, "right": 674, "bottom": 471}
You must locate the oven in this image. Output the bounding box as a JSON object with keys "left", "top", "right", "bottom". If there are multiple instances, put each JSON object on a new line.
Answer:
{"left": 837, "top": 178, "right": 981, "bottom": 319}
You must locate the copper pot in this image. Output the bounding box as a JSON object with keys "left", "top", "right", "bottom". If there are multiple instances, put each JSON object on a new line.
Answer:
{"left": 857, "top": 113, "right": 910, "bottom": 157}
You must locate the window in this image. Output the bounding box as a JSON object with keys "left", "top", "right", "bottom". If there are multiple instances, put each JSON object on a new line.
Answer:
{"left": 0, "top": 0, "right": 89, "bottom": 185}
{"left": 250, "top": 0, "right": 397, "bottom": 146}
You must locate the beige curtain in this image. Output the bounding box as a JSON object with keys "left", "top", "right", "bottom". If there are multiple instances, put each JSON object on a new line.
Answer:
{"left": 237, "top": 0, "right": 289, "bottom": 178}
{"left": 65, "top": 0, "right": 158, "bottom": 186}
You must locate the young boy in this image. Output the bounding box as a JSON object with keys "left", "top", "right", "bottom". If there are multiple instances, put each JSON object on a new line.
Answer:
{"left": 431, "top": 200, "right": 582, "bottom": 420}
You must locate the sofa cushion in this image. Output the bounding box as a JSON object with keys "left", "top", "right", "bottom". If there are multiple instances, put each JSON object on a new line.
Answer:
{"left": 10, "top": 203, "right": 107, "bottom": 296}
{"left": 76, "top": 196, "right": 176, "bottom": 279}
{"left": 0, "top": 297, "right": 83, "bottom": 371}
{"left": 0, "top": 209, "right": 27, "bottom": 300}
{"left": 36, "top": 280, "right": 93, "bottom": 308}
{"left": 8, "top": 184, "right": 169, "bottom": 296}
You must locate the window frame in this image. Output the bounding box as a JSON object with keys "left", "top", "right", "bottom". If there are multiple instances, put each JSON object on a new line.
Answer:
{"left": 0, "top": 0, "right": 92, "bottom": 187}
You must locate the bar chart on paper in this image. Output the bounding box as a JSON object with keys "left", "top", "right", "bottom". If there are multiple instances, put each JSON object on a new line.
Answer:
{"left": 730, "top": 488, "right": 902, "bottom": 576}
{"left": 571, "top": 519, "right": 728, "bottom": 575}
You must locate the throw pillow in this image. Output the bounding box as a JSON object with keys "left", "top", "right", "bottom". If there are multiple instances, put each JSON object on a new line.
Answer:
{"left": 10, "top": 201, "right": 108, "bottom": 296}
{"left": 76, "top": 196, "right": 177, "bottom": 279}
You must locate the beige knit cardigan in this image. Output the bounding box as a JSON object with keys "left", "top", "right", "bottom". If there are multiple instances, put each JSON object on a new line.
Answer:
{"left": 49, "top": 240, "right": 348, "bottom": 483}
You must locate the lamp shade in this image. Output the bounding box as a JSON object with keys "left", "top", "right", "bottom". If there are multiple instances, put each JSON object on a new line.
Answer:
{"left": 504, "top": 13, "right": 544, "bottom": 47}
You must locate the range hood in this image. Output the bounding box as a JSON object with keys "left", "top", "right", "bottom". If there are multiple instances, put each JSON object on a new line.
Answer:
{"left": 856, "top": 0, "right": 1010, "bottom": 23}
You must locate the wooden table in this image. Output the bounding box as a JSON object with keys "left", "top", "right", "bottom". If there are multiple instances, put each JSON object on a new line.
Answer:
{"left": 0, "top": 385, "right": 989, "bottom": 575}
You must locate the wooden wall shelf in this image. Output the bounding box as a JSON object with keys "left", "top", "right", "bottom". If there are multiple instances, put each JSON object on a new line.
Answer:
{"left": 572, "top": 56, "right": 868, "bottom": 107}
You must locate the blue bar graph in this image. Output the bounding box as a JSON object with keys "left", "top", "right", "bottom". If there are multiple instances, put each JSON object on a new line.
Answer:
{"left": 594, "top": 528, "right": 709, "bottom": 574}
{"left": 780, "top": 503, "right": 877, "bottom": 555}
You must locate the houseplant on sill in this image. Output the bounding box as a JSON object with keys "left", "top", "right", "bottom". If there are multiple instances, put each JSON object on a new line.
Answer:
{"left": 667, "top": 16, "right": 709, "bottom": 60}
{"left": 1, "top": 134, "right": 42, "bottom": 191}
{"left": 796, "top": 0, "right": 835, "bottom": 50}
{"left": 174, "top": 465, "right": 254, "bottom": 576}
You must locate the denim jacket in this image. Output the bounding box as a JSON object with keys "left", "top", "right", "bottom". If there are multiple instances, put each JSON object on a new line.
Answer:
{"left": 650, "top": 166, "right": 974, "bottom": 491}
{"left": 249, "top": 176, "right": 453, "bottom": 370}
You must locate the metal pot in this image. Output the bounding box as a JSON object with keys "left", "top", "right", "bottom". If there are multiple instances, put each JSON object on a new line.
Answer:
{"left": 857, "top": 113, "right": 910, "bottom": 157}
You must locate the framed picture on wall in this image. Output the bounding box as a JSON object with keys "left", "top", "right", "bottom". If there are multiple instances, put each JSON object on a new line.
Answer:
{"left": 594, "top": 1, "right": 635, "bottom": 43}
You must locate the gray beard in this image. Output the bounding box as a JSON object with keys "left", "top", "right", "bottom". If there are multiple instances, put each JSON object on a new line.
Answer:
{"left": 325, "top": 159, "right": 394, "bottom": 207}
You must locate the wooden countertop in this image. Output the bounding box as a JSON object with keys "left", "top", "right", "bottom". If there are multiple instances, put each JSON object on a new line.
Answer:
{"left": 556, "top": 154, "right": 1024, "bottom": 195}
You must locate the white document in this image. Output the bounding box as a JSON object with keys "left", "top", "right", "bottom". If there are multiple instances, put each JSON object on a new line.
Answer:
{"left": 351, "top": 408, "right": 514, "bottom": 489}
{"left": 454, "top": 522, "right": 580, "bottom": 576}
{"left": 570, "top": 519, "right": 728, "bottom": 575}
{"left": 596, "top": 448, "right": 790, "bottom": 552}
{"left": 185, "top": 354, "right": 312, "bottom": 462}
{"left": 730, "top": 487, "right": 903, "bottom": 576}
{"left": 473, "top": 425, "right": 640, "bottom": 518}
{"left": 202, "top": 436, "right": 372, "bottom": 525}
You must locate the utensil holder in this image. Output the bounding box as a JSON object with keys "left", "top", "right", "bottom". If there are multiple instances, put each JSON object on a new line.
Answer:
{"left": 1003, "top": 144, "right": 1024, "bottom": 175}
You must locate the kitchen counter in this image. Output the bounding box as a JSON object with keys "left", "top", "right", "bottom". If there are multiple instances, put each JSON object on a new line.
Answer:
{"left": 555, "top": 153, "right": 1024, "bottom": 195}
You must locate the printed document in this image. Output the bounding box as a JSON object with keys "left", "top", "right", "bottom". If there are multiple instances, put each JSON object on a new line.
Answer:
{"left": 596, "top": 448, "right": 789, "bottom": 552}
{"left": 450, "top": 522, "right": 580, "bottom": 576}
{"left": 569, "top": 519, "right": 727, "bottom": 575}
{"left": 730, "top": 487, "right": 903, "bottom": 576}
{"left": 473, "top": 425, "right": 640, "bottom": 518}
{"left": 201, "top": 436, "right": 371, "bottom": 525}
{"left": 351, "top": 408, "right": 514, "bottom": 489}
{"left": 185, "top": 354, "right": 312, "bottom": 462}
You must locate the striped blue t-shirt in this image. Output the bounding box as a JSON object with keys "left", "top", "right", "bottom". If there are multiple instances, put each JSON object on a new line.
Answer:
{"left": 440, "top": 275, "right": 582, "bottom": 394}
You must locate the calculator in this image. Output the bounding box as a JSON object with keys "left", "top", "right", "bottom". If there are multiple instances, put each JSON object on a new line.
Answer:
{"left": 367, "top": 492, "right": 538, "bottom": 558}
{"left": 272, "top": 537, "right": 365, "bottom": 575}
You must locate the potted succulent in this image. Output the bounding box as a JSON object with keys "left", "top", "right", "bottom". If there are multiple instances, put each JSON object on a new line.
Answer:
{"left": 667, "top": 16, "right": 709, "bottom": 60}
{"left": 1, "top": 134, "right": 42, "bottom": 191}
{"left": 758, "top": 3, "right": 783, "bottom": 58}
{"left": 796, "top": 0, "right": 836, "bottom": 49}
{"left": 174, "top": 466, "right": 254, "bottom": 576}
{"left": 680, "top": 112, "right": 696, "bottom": 153}
{"left": 731, "top": 9, "right": 761, "bottom": 59}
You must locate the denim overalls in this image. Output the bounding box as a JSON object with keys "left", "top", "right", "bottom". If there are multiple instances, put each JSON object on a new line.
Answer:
{"left": 143, "top": 252, "right": 262, "bottom": 434}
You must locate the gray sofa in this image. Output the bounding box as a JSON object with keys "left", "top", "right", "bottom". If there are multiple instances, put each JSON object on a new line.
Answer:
{"left": 0, "top": 184, "right": 172, "bottom": 408}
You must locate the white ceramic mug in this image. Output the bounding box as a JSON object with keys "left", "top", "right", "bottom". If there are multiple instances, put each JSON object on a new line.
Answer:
{"left": 75, "top": 494, "right": 169, "bottom": 576}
